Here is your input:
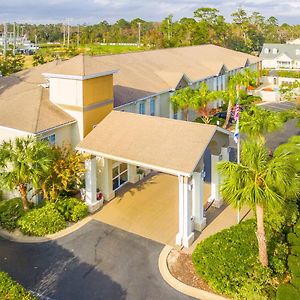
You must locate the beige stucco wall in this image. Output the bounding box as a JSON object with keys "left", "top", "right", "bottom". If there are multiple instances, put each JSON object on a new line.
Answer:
{"left": 0, "top": 126, "right": 32, "bottom": 143}
{"left": 49, "top": 78, "right": 83, "bottom": 106}
{"left": 40, "top": 123, "right": 76, "bottom": 148}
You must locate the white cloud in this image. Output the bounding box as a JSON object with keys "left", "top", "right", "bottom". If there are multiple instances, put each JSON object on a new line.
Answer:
{"left": 0, "top": 0, "right": 298, "bottom": 24}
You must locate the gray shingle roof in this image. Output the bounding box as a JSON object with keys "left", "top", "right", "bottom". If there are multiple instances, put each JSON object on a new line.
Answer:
{"left": 260, "top": 43, "right": 300, "bottom": 60}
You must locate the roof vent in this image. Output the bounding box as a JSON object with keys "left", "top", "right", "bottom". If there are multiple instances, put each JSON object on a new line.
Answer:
{"left": 273, "top": 48, "right": 278, "bottom": 54}
{"left": 296, "top": 49, "right": 300, "bottom": 56}
{"left": 39, "top": 83, "right": 49, "bottom": 88}
{"left": 264, "top": 48, "right": 269, "bottom": 54}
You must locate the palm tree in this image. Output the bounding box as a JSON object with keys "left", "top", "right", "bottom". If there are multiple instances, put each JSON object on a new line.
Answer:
{"left": 221, "top": 69, "right": 258, "bottom": 129}
{"left": 0, "top": 136, "right": 53, "bottom": 211}
{"left": 170, "top": 86, "right": 194, "bottom": 121}
{"left": 240, "top": 106, "right": 284, "bottom": 141}
{"left": 275, "top": 135, "right": 300, "bottom": 173}
{"left": 192, "top": 82, "right": 219, "bottom": 124}
{"left": 218, "top": 141, "right": 299, "bottom": 267}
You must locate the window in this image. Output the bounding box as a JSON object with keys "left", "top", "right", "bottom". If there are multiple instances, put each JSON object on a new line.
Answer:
{"left": 42, "top": 134, "right": 56, "bottom": 145}
{"left": 264, "top": 48, "right": 269, "bottom": 54}
{"left": 112, "top": 162, "right": 128, "bottom": 191}
{"left": 139, "top": 102, "right": 145, "bottom": 114}
{"left": 150, "top": 98, "right": 155, "bottom": 116}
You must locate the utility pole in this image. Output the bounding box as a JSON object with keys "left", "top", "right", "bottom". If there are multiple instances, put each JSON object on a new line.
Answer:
{"left": 63, "top": 24, "right": 66, "bottom": 47}
{"left": 167, "top": 19, "right": 170, "bottom": 42}
{"left": 137, "top": 22, "right": 141, "bottom": 47}
{"left": 3, "top": 23, "right": 7, "bottom": 57}
{"left": 13, "top": 22, "right": 16, "bottom": 55}
{"left": 67, "top": 18, "right": 70, "bottom": 48}
{"left": 35, "top": 34, "right": 37, "bottom": 51}
{"left": 77, "top": 24, "right": 80, "bottom": 48}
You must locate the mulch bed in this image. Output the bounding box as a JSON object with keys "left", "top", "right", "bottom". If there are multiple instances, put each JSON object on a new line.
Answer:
{"left": 167, "top": 249, "right": 213, "bottom": 292}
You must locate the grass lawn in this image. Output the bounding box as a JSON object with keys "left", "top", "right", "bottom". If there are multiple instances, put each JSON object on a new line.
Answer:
{"left": 22, "top": 43, "right": 148, "bottom": 69}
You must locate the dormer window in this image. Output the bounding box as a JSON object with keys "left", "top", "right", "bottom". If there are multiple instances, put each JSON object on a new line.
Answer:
{"left": 264, "top": 48, "right": 269, "bottom": 54}
{"left": 273, "top": 48, "right": 278, "bottom": 54}
{"left": 296, "top": 49, "right": 300, "bottom": 56}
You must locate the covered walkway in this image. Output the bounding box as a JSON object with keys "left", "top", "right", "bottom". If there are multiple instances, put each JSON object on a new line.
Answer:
{"left": 77, "top": 111, "right": 232, "bottom": 247}
{"left": 92, "top": 173, "right": 211, "bottom": 246}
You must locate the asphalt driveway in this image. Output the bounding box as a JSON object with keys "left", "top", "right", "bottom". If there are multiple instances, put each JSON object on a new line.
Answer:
{"left": 0, "top": 220, "right": 193, "bottom": 300}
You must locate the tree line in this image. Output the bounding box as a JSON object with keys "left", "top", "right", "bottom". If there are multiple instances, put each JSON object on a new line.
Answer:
{"left": 1, "top": 7, "right": 300, "bottom": 54}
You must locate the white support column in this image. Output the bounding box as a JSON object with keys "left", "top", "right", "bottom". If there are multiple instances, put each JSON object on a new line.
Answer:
{"left": 128, "top": 164, "right": 139, "bottom": 184}
{"left": 85, "top": 157, "right": 101, "bottom": 213}
{"left": 155, "top": 96, "right": 161, "bottom": 116}
{"left": 192, "top": 172, "right": 206, "bottom": 231}
{"left": 145, "top": 98, "right": 151, "bottom": 115}
{"left": 209, "top": 153, "right": 223, "bottom": 208}
{"left": 176, "top": 175, "right": 195, "bottom": 248}
{"left": 102, "top": 158, "right": 115, "bottom": 201}
{"left": 221, "top": 146, "right": 229, "bottom": 163}
{"left": 169, "top": 101, "right": 174, "bottom": 119}
{"left": 176, "top": 176, "right": 184, "bottom": 246}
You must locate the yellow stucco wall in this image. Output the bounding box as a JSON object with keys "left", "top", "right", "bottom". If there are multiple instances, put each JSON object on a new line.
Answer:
{"left": 83, "top": 75, "right": 113, "bottom": 106}
{"left": 83, "top": 103, "right": 113, "bottom": 136}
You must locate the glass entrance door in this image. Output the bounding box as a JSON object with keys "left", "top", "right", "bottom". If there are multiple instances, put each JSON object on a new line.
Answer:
{"left": 112, "top": 162, "right": 128, "bottom": 191}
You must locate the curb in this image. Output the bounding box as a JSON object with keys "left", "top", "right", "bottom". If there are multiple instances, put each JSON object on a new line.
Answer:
{"left": 0, "top": 216, "right": 92, "bottom": 243}
{"left": 158, "top": 245, "right": 228, "bottom": 300}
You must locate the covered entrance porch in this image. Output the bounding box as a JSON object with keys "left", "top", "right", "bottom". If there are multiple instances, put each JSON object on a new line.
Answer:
{"left": 77, "top": 111, "right": 231, "bottom": 248}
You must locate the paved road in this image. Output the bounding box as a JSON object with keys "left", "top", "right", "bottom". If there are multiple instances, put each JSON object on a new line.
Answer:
{"left": 259, "top": 100, "right": 296, "bottom": 112}
{"left": 259, "top": 101, "right": 300, "bottom": 150}
{"left": 0, "top": 220, "right": 193, "bottom": 300}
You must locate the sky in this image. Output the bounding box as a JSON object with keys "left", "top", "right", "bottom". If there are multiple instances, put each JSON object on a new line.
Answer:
{"left": 0, "top": 0, "right": 299, "bottom": 25}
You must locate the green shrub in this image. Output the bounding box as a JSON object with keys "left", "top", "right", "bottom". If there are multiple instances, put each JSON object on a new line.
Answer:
{"left": 0, "top": 198, "right": 25, "bottom": 231}
{"left": 17, "top": 203, "right": 66, "bottom": 236}
{"left": 55, "top": 197, "right": 88, "bottom": 222}
{"left": 192, "top": 219, "right": 274, "bottom": 299}
{"left": 276, "top": 283, "right": 300, "bottom": 300}
{"left": 288, "top": 255, "right": 300, "bottom": 277}
{"left": 269, "top": 242, "right": 289, "bottom": 276}
{"left": 0, "top": 271, "right": 37, "bottom": 299}
{"left": 291, "top": 246, "right": 300, "bottom": 257}
{"left": 265, "top": 199, "right": 299, "bottom": 233}
{"left": 287, "top": 233, "right": 300, "bottom": 246}
{"left": 291, "top": 277, "right": 300, "bottom": 290}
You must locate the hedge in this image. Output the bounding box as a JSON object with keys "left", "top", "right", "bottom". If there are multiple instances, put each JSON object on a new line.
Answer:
{"left": 55, "top": 197, "right": 88, "bottom": 222}
{"left": 192, "top": 219, "right": 283, "bottom": 299}
{"left": 276, "top": 284, "right": 299, "bottom": 300}
{"left": 0, "top": 198, "right": 25, "bottom": 231}
{"left": 17, "top": 203, "right": 66, "bottom": 236}
{"left": 0, "top": 272, "right": 37, "bottom": 300}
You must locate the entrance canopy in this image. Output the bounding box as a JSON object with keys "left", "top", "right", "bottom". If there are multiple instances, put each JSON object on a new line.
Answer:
{"left": 77, "top": 111, "right": 230, "bottom": 177}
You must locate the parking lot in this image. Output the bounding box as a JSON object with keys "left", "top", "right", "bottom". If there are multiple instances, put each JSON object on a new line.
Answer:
{"left": 258, "top": 101, "right": 296, "bottom": 112}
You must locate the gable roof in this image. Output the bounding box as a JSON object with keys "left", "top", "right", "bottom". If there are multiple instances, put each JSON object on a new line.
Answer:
{"left": 0, "top": 44, "right": 260, "bottom": 133}
{"left": 91, "top": 45, "right": 260, "bottom": 106}
{"left": 260, "top": 43, "right": 300, "bottom": 60}
{"left": 0, "top": 78, "right": 74, "bottom": 133}
{"left": 77, "top": 110, "right": 230, "bottom": 176}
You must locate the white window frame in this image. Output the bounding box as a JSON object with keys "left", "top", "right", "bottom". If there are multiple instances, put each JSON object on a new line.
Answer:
{"left": 139, "top": 101, "right": 145, "bottom": 114}
{"left": 112, "top": 162, "right": 128, "bottom": 191}
{"left": 42, "top": 133, "right": 56, "bottom": 145}
{"left": 150, "top": 98, "right": 155, "bottom": 116}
